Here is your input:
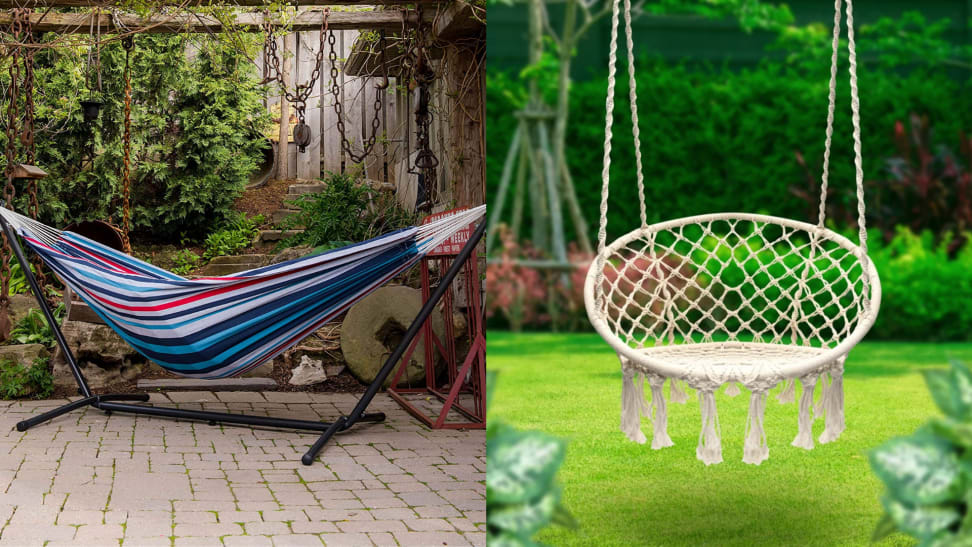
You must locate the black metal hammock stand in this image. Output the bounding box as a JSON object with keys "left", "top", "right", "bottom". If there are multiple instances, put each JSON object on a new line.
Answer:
{"left": 0, "top": 7, "right": 486, "bottom": 465}
{"left": 2, "top": 206, "right": 486, "bottom": 465}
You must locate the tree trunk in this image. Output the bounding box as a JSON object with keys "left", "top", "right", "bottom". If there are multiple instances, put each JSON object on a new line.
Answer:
{"left": 552, "top": 0, "right": 592, "bottom": 253}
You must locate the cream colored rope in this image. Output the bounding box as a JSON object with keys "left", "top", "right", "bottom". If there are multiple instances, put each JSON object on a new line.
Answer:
{"left": 600, "top": 0, "right": 868, "bottom": 245}
{"left": 595, "top": 0, "right": 622, "bottom": 309}
{"left": 816, "top": 0, "right": 843, "bottom": 229}
{"left": 623, "top": 0, "right": 646, "bottom": 229}
{"left": 816, "top": 0, "right": 867, "bottom": 254}
{"left": 845, "top": 0, "right": 868, "bottom": 255}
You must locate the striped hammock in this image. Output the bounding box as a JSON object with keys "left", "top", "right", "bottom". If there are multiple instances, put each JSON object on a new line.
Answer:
{"left": 0, "top": 205, "right": 484, "bottom": 379}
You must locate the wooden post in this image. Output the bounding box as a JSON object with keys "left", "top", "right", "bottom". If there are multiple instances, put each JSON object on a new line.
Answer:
{"left": 296, "top": 30, "right": 323, "bottom": 180}
{"left": 443, "top": 41, "right": 485, "bottom": 208}
{"left": 277, "top": 34, "right": 294, "bottom": 181}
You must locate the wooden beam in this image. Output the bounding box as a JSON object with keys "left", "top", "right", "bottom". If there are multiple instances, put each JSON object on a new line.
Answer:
{"left": 0, "top": 0, "right": 437, "bottom": 7}
{"left": 433, "top": 0, "right": 483, "bottom": 41}
{"left": 10, "top": 164, "right": 47, "bottom": 179}
{"left": 0, "top": 9, "right": 425, "bottom": 34}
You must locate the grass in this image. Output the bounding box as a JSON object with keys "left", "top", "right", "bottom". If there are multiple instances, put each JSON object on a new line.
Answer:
{"left": 488, "top": 332, "right": 972, "bottom": 547}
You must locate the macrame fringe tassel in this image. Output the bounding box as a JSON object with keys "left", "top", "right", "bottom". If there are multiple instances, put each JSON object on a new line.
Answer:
{"left": 818, "top": 370, "right": 845, "bottom": 444}
{"left": 791, "top": 376, "right": 817, "bottom": 450}
{"left": 636, "top": 373, "right": 652, "bottom": 418}
{"left": 669, "top": 378, "right": 689, "bottom": 404}
{"left": 724, "top": 382, "right": 741, "bottom": 397}
{"left": 742, "top": 391, "right": 769, "bottom": 465}
{"left": 777, "top": 378, "right": 796, "bottom": 404}
{"left": 649, "top": 380, "right": 674, "bottom": 449}
{"left": 696, "top": 391, "right": 722, "bottom": 465}
{"left": 621, "top": 369, "right": 647, "bottom": 444}
{"left": 814, "top": 372, "right": 830, "bottom": 417}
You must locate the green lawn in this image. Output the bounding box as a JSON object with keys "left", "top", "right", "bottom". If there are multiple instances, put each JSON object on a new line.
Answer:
{"left": 488, "top": 332, "right": 972, "bottom": 547}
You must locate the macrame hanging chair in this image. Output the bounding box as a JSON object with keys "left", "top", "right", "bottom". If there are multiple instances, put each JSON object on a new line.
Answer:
{"left": 584, "top": 0, "right": 881, "bottom": 465}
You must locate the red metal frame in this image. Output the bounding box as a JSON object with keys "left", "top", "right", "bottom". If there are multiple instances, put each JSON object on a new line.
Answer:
{"left": 387, "top": 208, "right": 485, "bottom": 429}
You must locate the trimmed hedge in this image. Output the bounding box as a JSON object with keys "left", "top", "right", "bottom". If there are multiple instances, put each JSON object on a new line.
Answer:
{"left": 486, "top": 59, "right": 972, "bottom": 244}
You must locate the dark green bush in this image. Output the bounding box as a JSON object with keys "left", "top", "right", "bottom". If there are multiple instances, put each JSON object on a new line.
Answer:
{"left": 868, "top": 228, "right": 972, "bottom": 342}
{"left": 279, "top": 172, "right": 417, "bottom": 250}
{"left": 487, "top": 60, "right": 972, "bottom": 244}
{"left": 0, "top": 34, "right": 270, "bottom": 240}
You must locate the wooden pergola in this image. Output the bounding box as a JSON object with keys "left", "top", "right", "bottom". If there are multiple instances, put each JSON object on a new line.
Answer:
{"left": 0, "top": 9, "right": 428, "bottom": 33}
{"left": 0, "top": 0, "right": 485, "bottom": 207}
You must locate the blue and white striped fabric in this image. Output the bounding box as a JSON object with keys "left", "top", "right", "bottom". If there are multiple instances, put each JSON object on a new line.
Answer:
{"left": 0, "top": 205, "right": 484, "bottom": 379}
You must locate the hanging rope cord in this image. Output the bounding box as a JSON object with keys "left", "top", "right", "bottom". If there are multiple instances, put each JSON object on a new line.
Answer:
{"left": 595, "top": 0, "right": 868, "bottom": 309}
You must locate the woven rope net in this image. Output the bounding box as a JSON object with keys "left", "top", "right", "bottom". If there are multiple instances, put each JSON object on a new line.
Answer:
{"left": 595, "top": 215, "right": 873, "bottom": 382}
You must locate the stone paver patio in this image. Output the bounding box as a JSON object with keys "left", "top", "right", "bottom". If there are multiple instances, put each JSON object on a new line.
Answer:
{"left": 0, "top": 392, "right": 485, "bottom": 546}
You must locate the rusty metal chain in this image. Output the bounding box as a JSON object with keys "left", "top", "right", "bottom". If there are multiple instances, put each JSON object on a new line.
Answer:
{"left": 120, "top": 35, "right": 134, "bottom": 253}
{"left": 328, "top": 27, "right": 388, "bottom": 168}
{"left": 20, "top": 19, "right": 48, "bottom": 295}
{"left": 0, "top": 8, "right": 28, "bottom": 336}
{"left": 262, "top": 8, "right": 330, "bottom": 152}
{"left": 405, "top": 6, "right": 438, "bottom": 209}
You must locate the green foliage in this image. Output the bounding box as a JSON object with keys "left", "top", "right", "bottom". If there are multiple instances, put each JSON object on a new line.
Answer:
{"left": 775, "top": 11, "right": 972, "bottom": 73}
{"left": 487, "top": 371, "right": 576, "bottom": 546}
{"left": 279, "top": 172, "right": 417, "bottom": 249}
{"left": 867, "top": 229, "right": 972, "bottom": 342}
{"left": 9, "top": 305, "right": 64, "bottom": 347}
{"left": 486, "top": 13, "right": 972, "bottom": 245}
{"left": 869, "top": 360, "right": 972, "bottom": 545}
{"left": 171, "top": 249, "right": 201, "bottom": 276}
{"left": 643, "top": 0, "right": 794, "bottom": 33}
{"left": 6, "top": 261, "right": 29, "bottom": 296}
{"left": 0, "top": 32, "right": 271, "bottom": 239}
{"left": 203, "top": 212, "right": 262, "bottom": 260}
{"left": 0, "top": 357, "right": 54, "bottom": 400}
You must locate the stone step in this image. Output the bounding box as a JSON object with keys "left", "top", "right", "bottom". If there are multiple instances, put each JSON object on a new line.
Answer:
{"left": 287, "top": 183, "right": 326, "bottom": 195}
{"left": 137, "top": 378, "right": 277, "bottom": 391}
{"left": 0, "top": 343, "right": 49, "bottom": 366}
{"left": 272, "top": 208, "right": 301, "bottom": 225}
{"left": 257, "top": 229, "right": 302, "bottom": 244}
{"left": 207, "top": 254, "right": 269, "bottom": 265}
{"left": 66, "top": 300, "right": 105, "bottom": 325}
{"left": 196, "top": 262, "right": 262, "bottom": 277}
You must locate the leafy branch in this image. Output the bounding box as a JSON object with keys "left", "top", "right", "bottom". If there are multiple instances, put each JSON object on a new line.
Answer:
{"left": 870, "top": 359, "right": 972, "bottom": 544}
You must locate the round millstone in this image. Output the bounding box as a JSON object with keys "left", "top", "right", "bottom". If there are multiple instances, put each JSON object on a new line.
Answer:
{"left": 340, "top": 285, "right": 445, "bottom": 388}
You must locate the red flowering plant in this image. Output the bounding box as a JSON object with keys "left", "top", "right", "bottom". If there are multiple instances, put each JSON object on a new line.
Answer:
{"left": 486, "top": 226, "right": 595, "bottom": 331}
{"left": 792, "top": 115, "right": 972, "bottom": 256}
{"left": 486, "top": 225, "right": 549, "bottom": 331}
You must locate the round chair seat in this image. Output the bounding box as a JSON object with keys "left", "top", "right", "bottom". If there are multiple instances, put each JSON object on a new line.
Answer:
{"left": 585, "top": 213, "right": 881, "bottom": 387}
{"left": 639, "top": 341, "right": 828, "bottom": 371}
